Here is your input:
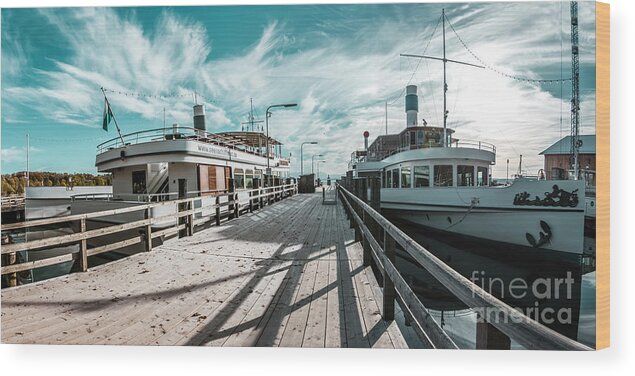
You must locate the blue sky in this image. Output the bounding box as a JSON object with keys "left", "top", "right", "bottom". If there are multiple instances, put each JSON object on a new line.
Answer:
{"left": 1, "top": 2, "right": 597, "bottom": 178}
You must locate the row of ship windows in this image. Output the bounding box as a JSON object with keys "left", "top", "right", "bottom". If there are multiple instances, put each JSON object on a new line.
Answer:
{"left": 383, "top": 165, "right": 489, "bottom": 188}
{"left": 234, "top": 168, "right": 288, "bottom": 189}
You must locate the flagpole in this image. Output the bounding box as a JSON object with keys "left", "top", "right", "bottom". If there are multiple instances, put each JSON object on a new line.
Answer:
{"left": 101, "top": 87, "right": 126, "bottom": 147}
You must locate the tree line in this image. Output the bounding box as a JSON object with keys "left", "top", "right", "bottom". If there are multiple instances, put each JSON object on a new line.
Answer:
{"left": 1, "top": 172, "right": 112, "bottom": 196}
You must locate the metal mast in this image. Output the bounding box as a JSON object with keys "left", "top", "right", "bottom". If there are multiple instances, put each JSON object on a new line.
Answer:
{"left": 400, "top": 8, "right": 484, "bottom": 147}
{"left": 570, "top": 1, "right": 580, "bottom": 180}
{"left": 442, "top": 8, "right": 448, "bottom": 147}
{"left": 241, "top": 98, "right": 264, "bottom": 132}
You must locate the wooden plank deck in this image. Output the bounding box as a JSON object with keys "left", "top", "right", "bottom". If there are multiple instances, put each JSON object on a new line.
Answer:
{"left": 1, "top": 192, "right": 407, "bottom": 348}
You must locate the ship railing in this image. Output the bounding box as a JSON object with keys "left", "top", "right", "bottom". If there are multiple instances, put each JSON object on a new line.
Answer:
{"left": 336, "top": 180, "right": 590, "bottom": 351}
{"left": 96, "top": 126, "right": 290, "bottom": 162}
{"left": 361, "top": 139, "right": 497, "bottom": 162}
{"left": 70, "top": 193, "right": 114, "bottom": 202}
{"left": 1, "top": 195, "right": 26, "bottom": 210}
{"left": 0, "top": 183, "right": 298, "bottom": 287}
{"left": 450, "top": 139, "right": 496, "bottom": 153}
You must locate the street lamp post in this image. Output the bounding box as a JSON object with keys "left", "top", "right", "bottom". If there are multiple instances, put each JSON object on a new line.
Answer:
{"left": 265, "top": 103, "right": 297, "bottom": 186}
{"left": 311, "top": 154, "right": 323, "bottom": 175}
{"left": 316, "top": 160, "right": 326, "bottom": 182}
{"left": 300, "top": 141, "right": 318, "bottom": 176}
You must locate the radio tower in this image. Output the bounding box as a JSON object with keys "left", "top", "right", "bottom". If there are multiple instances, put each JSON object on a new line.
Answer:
{"left": 570, "top": 1, "right": 580, "bottom": 180}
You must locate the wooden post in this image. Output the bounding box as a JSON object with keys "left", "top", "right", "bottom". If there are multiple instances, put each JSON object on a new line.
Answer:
{"left": 359, "top": 177, "right": 368, "bottom": 203}
{"left": 234, "top": 193, "right": 240, "bottom": 218}
{"left": 253, "top": 178, "right": 260, "bottom": 210}
{"left": 476, "top": 320, "right": 511, "bottom": 350}
{"left": 370, "top": 177, "right": 381, "bottom": 211}
{"left": 79, "top": 217, "right": 88, "bottom": 272}
{"left": 382, "top": 229, "right": 396, "bottom": 321}
{"left": 228, "top": 178, "right": 235, "bottom": 219}
{"left": 322, "top": 186, "right": 326, "bottom": 203}
{"left": 368, "top": 176, "right": 382, "bottom": 253}
{"left": 349, "top": 180, "right": 357, "bottom": 229}
{"left": 362, "top": 211, "right": 371, "bottom": 267}
{"left": 215, "top": 195, "right": 221, "bottom": 226}
{"left": 144, "top": 207, "right": 153, "bottom": 252}
{"left": 249, "top": 190, "right": 254, "bottom": 212}
{"left": 8, "top": 252, "right": 17, "bottom": 287}
{"left": 353, "top": 179, "right": 362, "bottom": 241}
{"left": 187, "top": 200, "right": 194, "bottom": 236}
{"left": 177, "top": 201, "right": 186, "bottom": 238}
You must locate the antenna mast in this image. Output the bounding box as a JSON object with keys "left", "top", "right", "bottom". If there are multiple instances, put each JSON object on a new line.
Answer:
{"left": 400, "top": 8, "right": 484, "bottom": 147}
{"left": 442, "top": 8, "right": 448, "bottom": 147}
{"left": 241, "top": 98, "right": 264, "bottom": 132}
{"left": 385, "top": 101, "right": 388, "bottom": 135}
{"left": 570, "top": 1, "right": 580, "bottom": 180}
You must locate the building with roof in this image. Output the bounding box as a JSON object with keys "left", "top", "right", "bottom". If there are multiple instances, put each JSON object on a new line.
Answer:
{"left": 540, "top": 135, "right": 596, "bottom": 181}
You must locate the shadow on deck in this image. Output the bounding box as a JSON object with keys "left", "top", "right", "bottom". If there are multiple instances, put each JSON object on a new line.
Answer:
{"left": 1, "top": 192, "right": 407, "bottom": 348}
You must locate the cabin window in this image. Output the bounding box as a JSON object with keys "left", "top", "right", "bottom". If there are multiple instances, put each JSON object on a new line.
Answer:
{"left": 477, "top": 167, "right": 488, "bottom": 186}
{"left": 234, "top": 168, "right": 245, "bottom": 190}
{"left": 386, "top": 170, "right": 392, "bottom": 188}
{"left": 391, "top": 169, "right": 399, "bottom": 188}
{"left": 132, "top": 170, "right": 146, "bottom": 194}
{"left": 414, "top": 165, "right": 430, "bottom": 188}
{"left": 433, "top": 165, "right": 453, "bottom": 187}
{"left": 245, "top": 169, "right": 254, "bottom": 189}
{"left": 551, "top": 167, "right": 565, "bottom": 180}
{"left": 457, "top": 165, "right": 475, "bottom": 187}
{"left": 401, "top": 166, "right": 411, "bottom": 188}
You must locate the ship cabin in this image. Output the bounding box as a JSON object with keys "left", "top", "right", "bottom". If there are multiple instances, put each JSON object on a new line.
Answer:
{"left": 354, "top": 126, "right": 496, "bottom": 190}
{"left": 92, "top": 105, "right": 291, "bottom": 203}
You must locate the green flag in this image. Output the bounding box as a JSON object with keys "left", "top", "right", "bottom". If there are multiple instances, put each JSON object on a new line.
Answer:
{"left": 102, "top": 99, "right": 114, "bottom": 131}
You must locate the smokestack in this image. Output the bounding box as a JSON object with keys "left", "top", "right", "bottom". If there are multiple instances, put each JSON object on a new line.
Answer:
{"left": 193, "top": 104, "right": 206, "bottom": 134}
{"left": 363, "top": 131, "right": 369, "bottom": 151}
{"left": 405, "top": 85, "right": 418, "bottom": 128}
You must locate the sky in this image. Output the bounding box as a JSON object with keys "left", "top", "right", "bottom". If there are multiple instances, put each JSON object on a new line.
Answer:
{"left": 1, "top": 1, "right": 597, "bottom": 178}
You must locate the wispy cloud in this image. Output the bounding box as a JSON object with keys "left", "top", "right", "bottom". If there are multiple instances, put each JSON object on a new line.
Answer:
{"left": 1, "top": 2, "right": 597, "bottom": 177}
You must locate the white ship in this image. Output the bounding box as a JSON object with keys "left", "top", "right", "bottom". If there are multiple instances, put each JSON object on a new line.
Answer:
{"left": 349, "top": 87, "right": 584, "bottom": 254}
{"left": 71, "top": 102, "right": 293, "bottom": 250}
{"left": 346, "top": 8, "right": 586, "bottom": 255}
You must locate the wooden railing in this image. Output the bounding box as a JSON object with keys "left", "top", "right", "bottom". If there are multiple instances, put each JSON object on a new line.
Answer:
{"left": 1, "top": 195, "right": 26, "bottom": 211}
{"left": 337, "top": 180, "right": 591, "bottom": 351}
{"left": 1, "top": 184, "right": 297, "bottom": 285}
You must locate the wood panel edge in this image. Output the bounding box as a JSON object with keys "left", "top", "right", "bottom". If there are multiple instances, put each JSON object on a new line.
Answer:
{"left": 595, "top": 0, "right": 610, "bottom": 351}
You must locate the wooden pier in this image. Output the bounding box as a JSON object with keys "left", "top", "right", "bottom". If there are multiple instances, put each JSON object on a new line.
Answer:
{"left": 1, "top": 189, "right": 407, "bottom": 348}
{"left": 1, "top": 182, "right": 592, "bottom": 350}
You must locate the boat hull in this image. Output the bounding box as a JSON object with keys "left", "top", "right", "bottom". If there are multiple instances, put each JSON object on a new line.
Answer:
{"left": 380, "top": 179, "right": 586, "bottom": 254}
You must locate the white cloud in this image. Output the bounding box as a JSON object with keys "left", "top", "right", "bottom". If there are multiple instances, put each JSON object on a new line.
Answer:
{"left": 2, "top": 2, "right": 597, "bottom": 178}
{"left": 0, "top": 146, "right": 40, "bottom": 164}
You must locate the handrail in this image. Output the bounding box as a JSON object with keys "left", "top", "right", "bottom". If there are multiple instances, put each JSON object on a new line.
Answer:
{"left": 360, "top": 139, "right": 496, "bottom": 163}
{"left": 337, "top": 183, "right": 590, "bottom": 351}
{"left": 95, "top": 126, "right": 292, "bottom": 164}
{"left": 1, "top": 183, "right": 298, "bottom": 282}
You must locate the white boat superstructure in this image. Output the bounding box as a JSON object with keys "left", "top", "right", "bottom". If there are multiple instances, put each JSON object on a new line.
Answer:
{"left": 348, "top": 84, "right": 585, "bottom": 255}
{"left": 71, "top": 103, "right": 293, "bottom": 234}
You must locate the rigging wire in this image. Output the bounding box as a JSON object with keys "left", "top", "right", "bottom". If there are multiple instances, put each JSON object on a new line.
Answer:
{"left": 424, "top": 58, "right": 440, "bottom": 126}
{"left": 444, "top": 14, "right": 572, "bottom": 85}
{"left": 101, "top": 87, "right": 217, "bottom": 104}
{"left": 387, "top": 13, "right": 443, "bottom": 105}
